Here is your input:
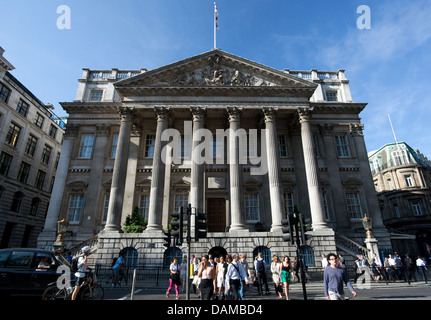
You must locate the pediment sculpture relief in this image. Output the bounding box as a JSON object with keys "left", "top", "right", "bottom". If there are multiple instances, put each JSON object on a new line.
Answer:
{"left": 146, "top": 55, "right": 280, "bottom": 87}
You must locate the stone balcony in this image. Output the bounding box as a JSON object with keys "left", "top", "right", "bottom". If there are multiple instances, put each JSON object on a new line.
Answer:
{"left": 284, "top": 69, "right": 347, "bottom": 82}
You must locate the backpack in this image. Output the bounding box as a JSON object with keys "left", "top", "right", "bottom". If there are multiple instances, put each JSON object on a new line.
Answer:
{"left": 256, "top": 259, "right": 265, "bottom": 274}
{"left": 71, "top": 256, "right": 80, "bottom": 272}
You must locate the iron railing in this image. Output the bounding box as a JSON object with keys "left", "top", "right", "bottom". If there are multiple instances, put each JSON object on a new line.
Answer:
{"left": 93, "top": 265, "right": 171, "bottom": 288}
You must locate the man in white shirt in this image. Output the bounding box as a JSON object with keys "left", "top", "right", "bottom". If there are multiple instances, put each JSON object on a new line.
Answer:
{"left": 321, "top": 254, "right": 328, "bottom": 270}
{"left": 416, "top": 256, "right": 428, "bottom": 281}
{"left": 373, "top": 253, "right": 382, "bottom": 267}
{"left": 226, "top": 253, "right": 249, "bottom": 300}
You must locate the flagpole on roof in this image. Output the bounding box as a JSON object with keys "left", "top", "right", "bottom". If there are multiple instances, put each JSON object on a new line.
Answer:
{"left": 388, "top": 113, "right": 400, "bottom": 149}
{"left": 214, "top": 2, "right": 218, "bottom": 49}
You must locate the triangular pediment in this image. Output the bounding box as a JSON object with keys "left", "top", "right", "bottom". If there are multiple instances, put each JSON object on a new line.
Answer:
{"left": 115, "top": 50, "right": 316, "bottom": 91}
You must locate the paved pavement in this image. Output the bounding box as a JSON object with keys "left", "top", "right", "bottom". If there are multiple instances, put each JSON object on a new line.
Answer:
{"left": 103, "top": 278, "right": 431, "bottom": 301}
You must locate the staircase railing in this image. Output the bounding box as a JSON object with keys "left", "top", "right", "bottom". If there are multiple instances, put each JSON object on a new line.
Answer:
{"left": 66, "top": 233, "right": 100, "bottom": 257}
{"left": 334, "top": 232, "right": 369, "bottom": 258}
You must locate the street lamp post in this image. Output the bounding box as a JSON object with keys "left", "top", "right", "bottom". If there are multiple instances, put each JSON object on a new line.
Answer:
{"left": 361, "top": 213, "right": 379, "bottom": 261}
{"left": 53, "top": 218, "right": 69, "bottom": 252}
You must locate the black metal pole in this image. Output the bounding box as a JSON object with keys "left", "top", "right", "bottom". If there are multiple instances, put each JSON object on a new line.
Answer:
{"left": 294, "top": 216, "right": 307, "bottom": 300}
{"left": 186, "top": 205, "right": 192, "bottom": 301}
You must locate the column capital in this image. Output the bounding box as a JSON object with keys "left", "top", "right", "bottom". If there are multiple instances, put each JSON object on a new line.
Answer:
{"left": 263, "top": 107, "right": 278, "bottom": 122}
{"left": 349, "top": 123, "right": 364, "bottom": 137}
{"left": 154, "top": 106, "right": 171, "bottom": 122}
{"left": 297, "top": 108, "right": 312, "bottom": 123}
{"left": 190, "top": 106, "right": 206, "bottom": 121}
{"left": 118, "top": 106, "right": 135, "bottom": 121}
{"left": 227, "top": 106, "right": 243, "bottom": 122}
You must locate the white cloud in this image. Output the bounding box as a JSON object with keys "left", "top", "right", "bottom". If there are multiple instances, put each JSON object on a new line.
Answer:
{"left": 321, "top": 0, "right": 431, "bottom": 71}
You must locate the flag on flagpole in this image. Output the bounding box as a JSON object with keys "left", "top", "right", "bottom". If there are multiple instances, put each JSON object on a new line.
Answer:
{"left": 215, "top": 2, "right": 219, "bottom": 29}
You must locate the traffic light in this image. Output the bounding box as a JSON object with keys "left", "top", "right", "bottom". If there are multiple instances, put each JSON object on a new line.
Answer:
{"left": 281, "top": 215, "right": 295, "bottom": 245}
{"left": 194, "top": 212, "right": 207, "bottom": 241}
{"left": 300, "top": 214, "right": 313, "bottom": 243}
{"left": 163, "top": 229, "right": 172, "bottom": 249}
{"left": 171, "top": 207, "right": 184, "bottom": 246}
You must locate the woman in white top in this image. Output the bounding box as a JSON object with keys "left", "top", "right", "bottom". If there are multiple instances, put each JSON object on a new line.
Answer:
{"left": 271, "top": 255, "right": 283, "bottom": 298}
{"left": 216, "top": 255, "right": 227, "bottom": 299}
{"left": 166, "top": 257, "right": 181, "bottom": 299}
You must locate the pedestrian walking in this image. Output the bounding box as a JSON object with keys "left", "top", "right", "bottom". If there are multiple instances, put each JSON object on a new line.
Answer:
{"left": 321, "top": 253, "right": 328, "bottom": 270}
{"left": 226, "top": 253, "right": 249, "bottom": 300}
{"left": 280, "top": 255, "right": 294, "bottom": 300}
{"left": 416, "top": 256, "right": 428, "bottom": 281}
{"left": 384, "top": 257, "right": 395, "bottom": 282}
{"left": 224, "top": 254, "right": 232, "bottom": 299}
{"left": 338, "top": 253, "right": 346, "bottom": 270}
{"left": 404, "top": 254, "right": 416, "bottom": 282}
{"left": 239, "top": 253, "right": 251, "bottom": 300}
{"left": 271, "top": 255, "right": 283, "bottom": 299}
{"left": 394, "top": 252, "right": 404, "bottom": 280}
{"left": 198, "top": 255, "right": 216, "bottom": 300}
{"left": 324, "top": 253, "right": 357, "bottom": 300}
{"left": 254, "top": 252, "right": 270, "bottom": 296}
{"left": 388, "top": 254, "right": 397, "bottom": 281}
{"left": 353, "top": 257, "right": 362, "bottom": 283}
{"left": 166, "top": 257, "right": 181, "bottom": 299}
{"left": 370, "top": 258, "right": 381, "bottom": 282}
{"left": 372, "top": 253, "right": 383, "bottom": 278}
{"left": 192, "top": 257, "right": 201, "bottom": 297}
{"left": 180, "top": 257, "right": 187, "bottom": 292}
{"left": 216, "top": 255, "right": 227, "bottom": 300}
{"left": 293, "top": 257, "right": 300, "bottom": 282}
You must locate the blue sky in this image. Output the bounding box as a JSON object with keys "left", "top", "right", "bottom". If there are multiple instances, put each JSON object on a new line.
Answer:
{"left": 1, "top": 0, "right": 430, "bottom": 158}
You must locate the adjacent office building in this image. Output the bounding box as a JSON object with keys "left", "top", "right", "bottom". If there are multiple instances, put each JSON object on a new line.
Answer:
{"left": 369, "top": 142, "right": 431, "bottom": 258}
{"left": 0, "top": 47, "right": 64, "bottom": 248}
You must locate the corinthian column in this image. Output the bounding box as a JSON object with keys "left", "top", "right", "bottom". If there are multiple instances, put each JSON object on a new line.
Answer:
{"left": 298, "top": 108, "right": 328, "bottom": 230}
{"left": 190, "top": 107, "right": 206, "bottom": 232}
{"left": 146, "top": 106, "right": 170, "bottom": 232}
{"left": 104, "top": 107, "right": 134, "bottom": 232}
{"left": 227, "top": 107, "right": 247, "bottom": 231}
{"left": 263, "top": 107, "right": 284, "bottom": 231}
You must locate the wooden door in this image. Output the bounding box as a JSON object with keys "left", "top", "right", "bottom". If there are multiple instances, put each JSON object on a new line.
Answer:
{"left": 207, "top": 198, "right": 226, "bottom": 232}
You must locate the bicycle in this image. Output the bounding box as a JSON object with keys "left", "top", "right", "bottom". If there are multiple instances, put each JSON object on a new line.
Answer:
{"left": 42, "top": 274, "right": 104, "bottom": 300}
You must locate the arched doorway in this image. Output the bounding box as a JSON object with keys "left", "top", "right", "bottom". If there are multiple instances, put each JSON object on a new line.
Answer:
{"left": 119, "top": 247, "right": 139, "bottom": 267}
{"left": 163, "top": 247, "right": 183, "bottom": 268}
{"left": 253, "top": 246, "right": 271, "bottom": 265}
{"left": 209, "top": 246, "right": 227, "bottom": 259}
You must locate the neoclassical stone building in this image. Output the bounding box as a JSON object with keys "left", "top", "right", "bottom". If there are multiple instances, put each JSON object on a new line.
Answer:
{"left": 38, "top": 50, "right": 392, "bottom": 268}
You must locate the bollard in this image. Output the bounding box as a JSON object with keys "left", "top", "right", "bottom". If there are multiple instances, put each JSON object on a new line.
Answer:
{"left": 131, "top": 269, "right": 137, "bottom": 300}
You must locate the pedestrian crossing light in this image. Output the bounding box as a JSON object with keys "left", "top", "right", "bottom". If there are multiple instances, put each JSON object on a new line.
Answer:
{"left": 171, "top": 207, "right": 184, "bottom": 246}
{"left": 163, "top": 229, "right": 172, "bottom": 249}
{"left": 300, "top": 214, "right": 313, "bottom": 243}
{"left": 281, "top": 216, "right": 295, "bottom": 245}
{"left": 194, "top": 212, "right": 207, "bottom": 241}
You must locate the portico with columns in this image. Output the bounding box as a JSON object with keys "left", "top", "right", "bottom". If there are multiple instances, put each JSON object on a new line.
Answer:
{"left": 38, "top": 50, "right": 392, "bottom": 268}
